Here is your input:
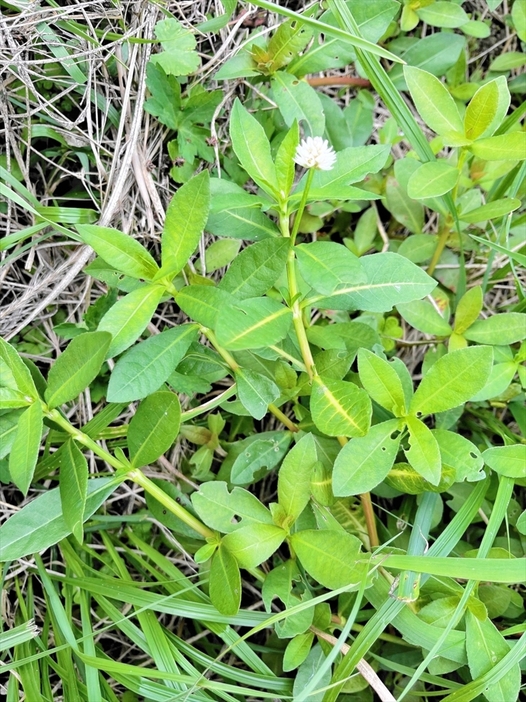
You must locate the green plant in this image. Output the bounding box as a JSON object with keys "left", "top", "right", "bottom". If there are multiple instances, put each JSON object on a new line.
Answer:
{"left": 1, "top": 0, "right": 525, "bottom": 700}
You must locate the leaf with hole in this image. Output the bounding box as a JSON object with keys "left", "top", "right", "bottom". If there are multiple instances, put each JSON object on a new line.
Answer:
{"left": 222, "top": 523, "right": 286, "bottom": 569}
{"left": 333, "top": 418, "right": 402, "bottom": 496}
{"left": 191, "top": 481, "right": 273, "bottom": 533}
{"left": 404, "top": 415, "right": 442, "bottom": 486}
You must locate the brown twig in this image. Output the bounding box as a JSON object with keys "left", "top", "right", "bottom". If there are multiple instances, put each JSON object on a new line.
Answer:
{"left": 306, "top": 76, "right": 371, "bottom": 88}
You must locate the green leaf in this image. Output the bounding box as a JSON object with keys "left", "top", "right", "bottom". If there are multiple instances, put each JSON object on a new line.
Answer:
{"left": 264, "top": 19, "right": 313, "bottom": 73}
{"left": 229, "top": 99, "right": 278, "bottom": 197}
{"left": 271, "top": 71, "right": 325, "bottom": 137}
{"left": 385, "top": 175, "right": 425, "bottom": 235}
{"left": 283, "top": 632, "right": 315, "bottom": 672}
{"left": 98, "top": 285, "right": 165, "bottom": 358}
{"left": 9, "top": 401, "right": 43, "bottom": 494}
{"left": 333, "top": 418, "right": 402, "bottom": 496}
{"left": 293, "top": 644, "right": 331, "bottom": 702}
{"left": 207, "top": 180, "right": 280, "bottom": 240}
{"left": 404, "top": 414, "right": 441, "bottom": 485}
{"left": 45, "top": 331, "right": 112, "bottom": 408}
{"left": 416, "top": 2, "right": 469, "bottom": 28}
{"left": 407, "top": 161, "right": 458, "bottom": 199}
{"left": 278, "top": 433, "right": 318, "bottom": 522}
{"left": 222, "top": 523, "right": 286, "bottom": 568}
{"left": 127, "top": 391, "right": 181, "bottom": 468}
{"left": 311, "top": 376, "right": 371, "bottom": 438}
{"left": 295, "top": 144, "right": 390, "bottom": 201}
{"left": 459, "top": 198, "right": 521, "bottom": 223}
{"left": 235, "top": 368, "right": 280, "bottom": 420}
{"left": 191, "top": 481, "right": 273, "bottom": 533}
{"left": 219, "top": 238, "right": 290, "bottom": 299}
{"left": 464, "top": 76, "right": 510, "bottom": 140}
{"left": 358, "top": 349, "right": 407, "bottom": 414}
{"left": 107, "top": 324, "right": 198, "bottom": 402}
{"left": 76, "top": 225, "right": 159, "bottom": 280}
{"left": 512, "top": 0, "right": 526, "bottom": 41}
{"left": 397, "top": 299, "right": 453, "bottom": 336}
{"left": 176, "top": 285, "right": 233, "bottom": 329}
{"left": 454, "top": 286, "right": 483, "bottom": 334}
{"left": 200, "top": 238, "right": 241, "bottom": 273}
{"left": 470, "top": 132, "right": 526, "bottom": 161}
{"left": 469, "top": 362, "right": 518, "bottom": 402}
{"left": 0, "top": 478, "right": 119, "bottom": 561}
{"left": 465, "top": 610, "right": 521, "bottom": 702}
{"left": 0, "top": 388, "right": 32, "bottom": 409}
{"left": 215, "top": 297, "right": 293, "bottom": 350}
{"left": 290, "top": 529, "right": 364, "bottom": 589}
{"left": 209, "top": 546, "right": 241, "bottom": 616}
{"left": 275, "top": 122, "right": 299, "bottom": 197}
{"left": 144, "top": 63, "right": 182, "bottom": 130}
{"left": 411, "top": 346, "right": 493, "bottom": 415}
{"left": 386, "top": 462, "right": 455, "bottom": 495}
{"left": 404, "top": 66, "right": 465, "bottom": 138}
{"left": 295, "top": 242, "right": 365, "bottom": 296}
{"left": 59, "top": 439, "right": 88, "bottom": 544}
{"left": 230, "top": 431, "right": 292, "bottom": 485}
{"left": 156, "top": 171, "right": 210, "bottom": 280}
{"left": 314, "top": 252, "right": 437, "bottom": 312}
{"left": 482, "top": 445, "right": 526, "bottom": 479}
{"left": 433, "top": 430, "right": 484, "bottom": 482}
{"left": 149, "top": 19, "right": 200, "bottom": 76}
{"left": 390, "top": 32, "right": 466, "bottom": 87}
{"left": 463, "top": 313, "right": 526, "bottom": 345}
{"left": 0, "top": 409, "right": 24, "bottom": 460}
{"left": 0, "top": 338, "right": 37, "bottom": 398}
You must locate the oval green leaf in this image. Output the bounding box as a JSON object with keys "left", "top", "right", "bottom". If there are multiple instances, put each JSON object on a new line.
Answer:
{"left": 128, "top": 390, "right": 181, "bottom": 468}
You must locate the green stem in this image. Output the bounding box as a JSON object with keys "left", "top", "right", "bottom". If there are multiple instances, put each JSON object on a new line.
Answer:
{"left": 128, "top": 469, "right": 215, "bottom": 539}
{"left": 45, "top": 405, "right": 215, "bottom": 541}
{"left": 290, "top": 167, "right": 315, "bottom": 245}
{"left": 427, "top": 218, "right": 452, "bottom": 276}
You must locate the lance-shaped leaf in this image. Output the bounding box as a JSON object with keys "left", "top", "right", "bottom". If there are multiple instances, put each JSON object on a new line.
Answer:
{"left": 311, "top": 376, "right": 371, "bottom": 438}
{"left": 59, "top": 439, "right": 88, "bottom": 544}
{"left": 482, "top": 445, "right": 526, "bottom": 479}
{"left": 278, "top": 433, "right": 318, "bottom": 522}
{"left": 155, "top": 170, "right": 210, "bottom": 280}
{"left": 209, "top": 546, "right": 241, "bottom": 616}
{"left": 216, "top": 297, "right": 293, "bottom": 350}
{"left": 463, "top": 313, "right": 526, "bottom": 345}
{"left": 0, "top": 477, "right": 120, "bottom": 561}
{"left": 176, "top": 285, "right": 233, "bottom": 329}
{"left": 127, "top": 391, "right": 181, "bottom": 468}
{"left": 271, "top": 71, "right": 325, "bottom": 137}
{"left": 358, "top": 348, "right": 407, "bottom": 415}
{"left": 313, "top": 252, "right": 437, "bottom": 312}
{"left": 0, "top": 337, "right": 37, "bottom": 398}
{"left": 219, "top": 238, "right": 290, "bottom": 299}
{"left": 295, "top": 241, "right": 365, "bottom": 296}
{"left": 0, "top": 409, "right": 24, "bottom": 460}
{"left": 407, "top": 161, "right": 458, "bottom": 199}
{"left": 229, "top": 100, "right": 278, "bottom": 197}
{"left": 404, "top": 415, "right": 441, "bottom": 485}
{"left": 410, "top": 346, "right": 494, "bottom": 415}
{"left": 222, "top": 523, "right": 286, "bottom": 569}
{"left": 235, "top": 368, "right": 280, "bottom": 420}
{"left": 333, "top": 418, "right": 402, "bottom": 496}
{"left": 464, "top": 76, "right": 510, "bottom": 140}
{"left": 404, "top": 66, "right": 465, "bottom": 139}
{"left": 45, "top": 331, "right": 112, "bottom": 408}
{"left": 290, "top": 529, "right": 365, "bottom": 590}
{"left": 107, "top": 324, "right": 198, "bottom": 402}
{"left": 469, "top": 132, "right": 526, "bottom": 161}
{"left": 231, "top": 431, "right": 292, "bottom": 485}
{"left": 76, "top": 225, "right": 159, "bottom": 280}
{"left": 98, "top": 285, "right": 165, "bottom": 358}
{"left": 9, "top": 401, "right": 43, "bottom": 495}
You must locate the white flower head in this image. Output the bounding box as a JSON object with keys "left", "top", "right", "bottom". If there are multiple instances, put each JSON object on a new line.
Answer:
{"left": 294, "top": 136, "right": 337, "bottom": 171}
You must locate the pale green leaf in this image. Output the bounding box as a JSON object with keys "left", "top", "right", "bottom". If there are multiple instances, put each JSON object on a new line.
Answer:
{"left": 470, "top": 132, "right": 526, "bottom": 161}
{"left": 410, "top": 346, "right": 494, "bottom": 415}
{"left": 271, "top": 71, "right": 325, "bottom": 137}
{"left": 219, "top": 238, "right": 290, "bottom": 299}
{"left": 107, "top": 324, "right": 198, "bottom": 402}
{"left": 404, "top": 415, "right": 442, "bottom": 485}
{"left": 333, "top": 418, "right": 402, "bottom": 496}
{"left": 404, "top": 66, "right": 465, "bottom": 138}
{"left": 407, "top": 161, "right": 458, "bottom": 199}
{"left": 0, "top": 338, "right": 37, "bottom": 398}
{"left": 290, "top": 529, "right": 364, "bottom": 589}
{"left": 464, "top": 76, "right": 510, "bottom": 140}
{"left": 45, "top": 331, "right": 112, "bottom": 408}
{"left": 311, "top": 375, "right": 371, "bottom": 438}
{"left": 454, "top": 286, "right": 483, "bottom": 334}
{"left": 463, "top": 313, "right": 525, "bottom": 345}
{"left": 416, "top": 2, "right": 468, "bottom": 28}
{"left": 358, "top": 349, "right": 407, "bottom": 414}
{"left": 210, "top": 546, "right": 241, "bottom": 616}
{"left": 222, "top": 523, "right": 286, "bottom": 568}
{"left": 278, "top": 433, "right": 318, "bottom": 521}
{"left": 295, "top": 241, "right": 365, "bottom": 296}
{"left": 76, "top": 225, "right": 159, "bottom": 280}
{"left": 397, "top": 299, "right": 453, "bottom": 336}
{"left": 9, "top": 401, "right": 43, "bottom": 495}
{"left": 98, "top": 285, "right": 165, "bottom": 358}
{"left": 216, "top": 297, "right": 293, "bottom": 350}
{"left": 191, "top": 481, "right": 273, "bottom": 533}
{"left": 459, "top": 198, "right": 521, "bottom": 223}
{"left": 128, "top": 391, "right": 181, "bottom": 468}
{"left": 482, "top": 445, "right": 526, "bottom": 479}
{"left": 149, "top": 19, "right": 200, "bottom": 76}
